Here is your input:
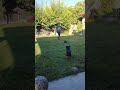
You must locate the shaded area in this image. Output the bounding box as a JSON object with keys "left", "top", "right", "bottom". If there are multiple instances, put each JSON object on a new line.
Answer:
{"left": 35, "top": 35, "right": 85, "bottom": 81}
{"left": 0, "top": 25, "right": 34, "bottom": 90}
{"left": 86, "top": 20, "right": 120, "bottom": 89}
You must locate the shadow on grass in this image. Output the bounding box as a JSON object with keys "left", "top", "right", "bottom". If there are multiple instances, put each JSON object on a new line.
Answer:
{"left": 35, "top": 35, "right": 85, "bottom": 81}
{"left": 86, "top": 21, "right": 120, "bottom": 88}
{"left": 0, "top": 25, "right": 34, "bottom": 89}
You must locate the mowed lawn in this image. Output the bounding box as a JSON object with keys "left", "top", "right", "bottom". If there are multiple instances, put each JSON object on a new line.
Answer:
{"left": 0, "top": 23, "right": 34, "bottom": 89}
{"left": 86, "top": 21, "right": 120, "bottom": 88}
{"left": 35, "top": 34, "right": 85, "bottom": 81}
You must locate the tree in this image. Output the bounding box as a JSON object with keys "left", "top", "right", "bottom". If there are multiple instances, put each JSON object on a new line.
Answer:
{"left": 35, "top": 5, "right": 43, "bottom": 25}
{"left": 35, "top": 0, "right": 84, "bottom": 32}
{"left": 36, "top": 0, "right": 73, "bottom": 30}
{"left": 98, "top": 0, "right": 115, "bottom": 15}
{"left": 16, "top": 0, "right": 34, "bottom": 12}
{"left": 2, "top": 0, "right": 17, "bottom": 24}
{"left": 86, "top": 0, "right": 116, "bottom": 16}
{"left": 74, "top": 1, "right": 85, "bottom": 17}
{"left": 2, "top": 0, "right": 34, "bottom": 24}
{"left": 0, "top": 0, "right": 4, "bottom": 17}
{"left": 86, "top": 0, "right": 95, "bottom": 11}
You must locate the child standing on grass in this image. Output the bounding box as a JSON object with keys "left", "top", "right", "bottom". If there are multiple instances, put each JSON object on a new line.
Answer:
{"left": 64, "top": 40, "right": 71, "bottom": 60}
{"left": 36, "top": 24, "right": 42, "bottom": 36}
{"left": 56, "top": 23, "right": 61, "bottom": 41}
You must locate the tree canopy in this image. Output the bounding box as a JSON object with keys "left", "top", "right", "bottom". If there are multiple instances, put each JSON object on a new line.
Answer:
{"left": 1, "top": 0, "right": 34, "bottom": 24}
{"left": 0, "top": 1, "right": 4, "bottom": 16}
{"left": 17, "top": 0, "right": 34, "bottom": 12}
{"left": 86, "top": 0, "right": 117, "bottom": 16}
{"left": 35, "top": 0, "right": 85, "bottom": 31}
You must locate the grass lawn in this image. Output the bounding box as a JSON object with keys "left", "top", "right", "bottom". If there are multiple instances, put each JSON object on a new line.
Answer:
{"left": 86, "top": 21, "right": 120, "bottom": 89}
{"left": 0, "top": 23, "right": 34, "bottom": 89}
{"left": 35, "top": 34, "right": 85, "bottom": 81}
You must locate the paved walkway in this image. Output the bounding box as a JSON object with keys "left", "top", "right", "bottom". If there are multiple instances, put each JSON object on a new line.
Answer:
{"left": 48, "top": 72, "right": 85, "bottom": 90}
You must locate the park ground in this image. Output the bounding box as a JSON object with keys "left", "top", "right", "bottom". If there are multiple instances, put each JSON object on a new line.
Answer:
{"left": 0, "top": 23, "right": 34, "bottom": 89}
{"left": 35, "top": 33, "right": 85, "bottom": 81}
{"left": 86, "top": 20, "right": 120, "bottom": 88}
{"left": 2, "top": 20, "right": 120, "bottom": 89}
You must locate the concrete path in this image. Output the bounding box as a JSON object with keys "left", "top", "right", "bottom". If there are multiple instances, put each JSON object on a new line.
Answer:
{"left": 48, "top": 72, "right": 85, "bottom": 90}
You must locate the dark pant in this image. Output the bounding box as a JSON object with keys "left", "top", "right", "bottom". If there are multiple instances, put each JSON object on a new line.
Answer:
{"left": 57, "top": 32, "right": 60, "bottom": 40}
{"left": 57, "top": 32, "right": 60, "bottom": 37}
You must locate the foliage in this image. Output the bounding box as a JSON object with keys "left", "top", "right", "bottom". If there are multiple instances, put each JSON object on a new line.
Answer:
{"left": 86, "top": 0, "right": 116, "bottom": 16}
{"left": 0, "top": 0, "right": 4, "bottom": 16}
{"left": 2, "top": 0, "right": 17, "bottom": 23}
{"left": 77, "top": 21, "right": 82, "bottom": 32}
{"left": 98, "top": 0, "right": 114, "bottom": 15}
{"left": 16, "top": 0, "right": 34, "bottom": 12}
{"left": 42, "top": 0, "right": 73, "bottom": 30}
{"left": 35, "top": 5, "right": 43, "bottom": 26}
{"left": 1, "top": 0, "right": 34, "bottom": 24}
{"left": 86, "top": 0, "right": 95, "bottom": 11}
{"left": 73, "top": 1, "right": 85, "bottom": 18}
{"left": 2, "top": 0, "right": 16, "bottom": 14}
{"left": 35, "top": 0, "right": 85, "bottom": 31}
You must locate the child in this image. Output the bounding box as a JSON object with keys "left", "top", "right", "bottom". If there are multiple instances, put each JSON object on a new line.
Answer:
{"left": 56, "top": 23, "right": 61, "bottom": 41}
{"left": 36, "top": 24, "right": 42, "bottom": 36}
{"left": 64, "top": 40, "right": 71, "bottom": 60}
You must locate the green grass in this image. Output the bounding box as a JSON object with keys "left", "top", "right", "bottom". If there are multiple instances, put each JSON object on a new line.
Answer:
{"left": 86, "top": 21, "right": 120, "bottom": 89}
{"left": 35, "top": 34, "right": 85, "bottom": 81}
{"left": 0, "top": 23, "right": 34, "bottom": 89}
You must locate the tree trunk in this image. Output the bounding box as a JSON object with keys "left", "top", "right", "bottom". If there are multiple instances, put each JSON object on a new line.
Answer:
{"left": 18, "top": 14, "right": 19, "bottom": 21}
{"left": 3, "top": 14, "right": 6, "bottom": 21}
{"left": 6, "top": 13, "right": 9, "bottom": 24}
